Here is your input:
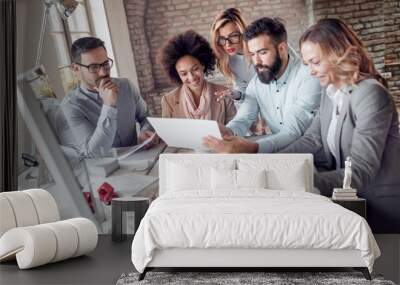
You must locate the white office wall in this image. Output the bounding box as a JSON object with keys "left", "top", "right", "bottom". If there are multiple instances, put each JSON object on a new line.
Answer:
{"left": 99, "top": 0, "right": 139, "bottom": 86}
{"left": 86, "top": 0, "right": 118, "bottom": 78}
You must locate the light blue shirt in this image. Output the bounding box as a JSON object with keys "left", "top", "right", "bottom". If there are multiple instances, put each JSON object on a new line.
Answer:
{"left": 226, "top": 48, "right": 321, "bottom": 153}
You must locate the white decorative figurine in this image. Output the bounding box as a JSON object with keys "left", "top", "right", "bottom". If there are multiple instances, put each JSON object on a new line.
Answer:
{"left": 332, "top": 157, "right": 357, "bottom": 199}
{"left": 343, "top": 157, "right": 352, "bottom": 189}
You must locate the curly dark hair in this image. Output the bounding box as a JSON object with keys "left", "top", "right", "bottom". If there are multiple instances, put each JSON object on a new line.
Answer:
{"left": 158, "top": 30, "right": 216, "bottom": 84}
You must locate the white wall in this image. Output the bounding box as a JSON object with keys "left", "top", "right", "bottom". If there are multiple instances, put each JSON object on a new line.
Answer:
{"left": 86, "top": 0, "right": 118, "bottom": 78}
{"left": 101, "top": 0, "right": 139, "bottom": 86}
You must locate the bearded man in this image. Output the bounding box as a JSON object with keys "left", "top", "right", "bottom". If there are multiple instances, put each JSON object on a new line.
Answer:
{"left": 204, "top": 17, "right": 321, "bottom": 153}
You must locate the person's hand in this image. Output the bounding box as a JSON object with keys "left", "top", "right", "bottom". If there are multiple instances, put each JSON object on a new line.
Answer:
{"left": 202, "top": 135, "right": 258, "bottom": 153}
{"left": 138, "top": 130, "right": 159, "bottom": 149}
{"left": 95, "top": 77, "right": 118, "bottom": 107}
{"left": 214, "top": 89, "right": 242, "bottom": 102}
{"left": 218, "top": 123, "right": 234, "bottom": 137}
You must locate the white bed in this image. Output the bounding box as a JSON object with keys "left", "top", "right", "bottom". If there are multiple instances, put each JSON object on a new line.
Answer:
{"left": 131, "top": 154, "right": 380, "bottom": 280}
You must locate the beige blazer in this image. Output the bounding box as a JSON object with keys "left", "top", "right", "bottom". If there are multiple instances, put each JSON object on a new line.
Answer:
{"left": 161, "top": 81, "right": 236, "bottom": 125}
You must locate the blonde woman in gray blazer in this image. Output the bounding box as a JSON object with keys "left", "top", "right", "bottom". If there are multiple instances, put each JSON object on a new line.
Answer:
{"left": 281, "top": 18, "right": 400, "bottom": 233}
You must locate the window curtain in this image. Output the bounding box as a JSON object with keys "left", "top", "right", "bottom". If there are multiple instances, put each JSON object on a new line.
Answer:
{"left": 0, "top": 0, "right": 17, "bottom": 192}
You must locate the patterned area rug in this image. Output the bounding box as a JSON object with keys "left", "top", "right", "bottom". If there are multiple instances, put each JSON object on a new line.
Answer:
{"left": 116, "top": 271, "right": 396, "bottom": 285}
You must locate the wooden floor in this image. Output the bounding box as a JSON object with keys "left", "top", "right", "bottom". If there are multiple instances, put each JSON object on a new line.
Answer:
{"left": 0, "top": 235, "right": 133, "bottom": 285}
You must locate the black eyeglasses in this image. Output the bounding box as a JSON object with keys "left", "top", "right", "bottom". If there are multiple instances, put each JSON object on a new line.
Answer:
{"left": 216, "top": 33, "right": 242, "bottom": 46}
{"left": 75, "top": 58, "right": 114, "bottom": 73}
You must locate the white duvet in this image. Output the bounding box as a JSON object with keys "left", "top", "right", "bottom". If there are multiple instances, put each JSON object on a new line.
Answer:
{"left": 131, "top": 190, "right": 380, "bottom": 273}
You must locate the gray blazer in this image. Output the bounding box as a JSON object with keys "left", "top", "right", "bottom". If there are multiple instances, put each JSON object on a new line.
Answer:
{"left": 61, "top": 78, "right": 151, "bottom": 157}
{"left": 281, "top": 79, "right": 400, "bottom": 233}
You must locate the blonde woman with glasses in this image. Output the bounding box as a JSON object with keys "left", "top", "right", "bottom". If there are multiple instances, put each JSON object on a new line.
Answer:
{"left": 281, "top": 18, "right": 400, "bottom": 233}
{"left": 211, "top": 8, "right": 255, "bottom": 102}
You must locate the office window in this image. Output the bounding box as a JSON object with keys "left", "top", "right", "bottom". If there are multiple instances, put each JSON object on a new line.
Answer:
{"left": 48, "top": 0, "right": 92, "bottom": 94}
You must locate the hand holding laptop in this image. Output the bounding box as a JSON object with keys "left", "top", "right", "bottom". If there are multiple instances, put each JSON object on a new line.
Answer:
{"left": 147, "top": 117, "right": 222, "bottom": 151}
{"left": 138, "top": 130, "right": 159, "bottom": 149}
{"left": 118, "top": 133, "right": 157, "bottom": 160}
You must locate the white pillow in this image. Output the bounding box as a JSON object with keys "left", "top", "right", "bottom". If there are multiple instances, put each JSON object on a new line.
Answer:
{"left": 168, "top": 163, "right": 209, "bottom": 191}
{"left": 167, "top": 160, "right": 235, "bottom": 192}
{"left": 211, "top": 168, "right": 236, "bottom": 190}
{"left": 237, "top": 169, "right": 267, "bottom": 189}
{"left": 211, "top": 168, "right": 267, "bottom": 191}
{"left": 267, "top": 167, "right": 307, "bottom": 191}
{"left": 238, "top": 159, "right": 308, "bottom": 191}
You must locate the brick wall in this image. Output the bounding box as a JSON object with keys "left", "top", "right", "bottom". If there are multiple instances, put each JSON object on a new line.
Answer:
{"left": 124, "top": 0, "right": 400, "bottom": 114}
{"left": 313, "top": 0, "right": 400, "bottom": 105}
{"left": 383, "top": 0, "right": 400, "bottom": 105}
{"left": 124, "top": 0, "right": 155, "bottom": 93}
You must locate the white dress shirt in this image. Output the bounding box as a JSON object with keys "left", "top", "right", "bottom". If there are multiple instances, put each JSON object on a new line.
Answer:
{"left": 326, "top": 84, "right": 351, "bottom": 162}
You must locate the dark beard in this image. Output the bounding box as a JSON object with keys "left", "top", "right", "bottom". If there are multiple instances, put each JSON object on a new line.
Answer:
{"left": 255, "top": 54, "right": 282, "bottom": 84}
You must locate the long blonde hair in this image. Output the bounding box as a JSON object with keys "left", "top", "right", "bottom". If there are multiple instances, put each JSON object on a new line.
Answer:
{"left": 211, "top": 8, "right": 247, "bottom": 84}
{"left": 299, "top": 18, "right": 387, "bottom": 88}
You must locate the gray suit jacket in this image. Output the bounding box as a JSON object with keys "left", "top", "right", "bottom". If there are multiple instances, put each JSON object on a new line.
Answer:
{"left": 281, "top": 79, "right": 400, "bottom": 233}
{"left": 61, "top": 78, "right": 151, "bottom": 157}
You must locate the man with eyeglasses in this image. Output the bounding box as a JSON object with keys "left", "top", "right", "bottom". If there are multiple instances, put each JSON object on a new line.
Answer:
{"left": 204, "top": 17, "right": 321, "bottom": 154}
{"left": 61, "top": 37, "right": 157, "bottom": 157}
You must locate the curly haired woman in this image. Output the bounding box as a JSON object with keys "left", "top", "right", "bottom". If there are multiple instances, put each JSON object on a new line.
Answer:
{"left": 158, "top": 30, "right": 236, "bottom": 124}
